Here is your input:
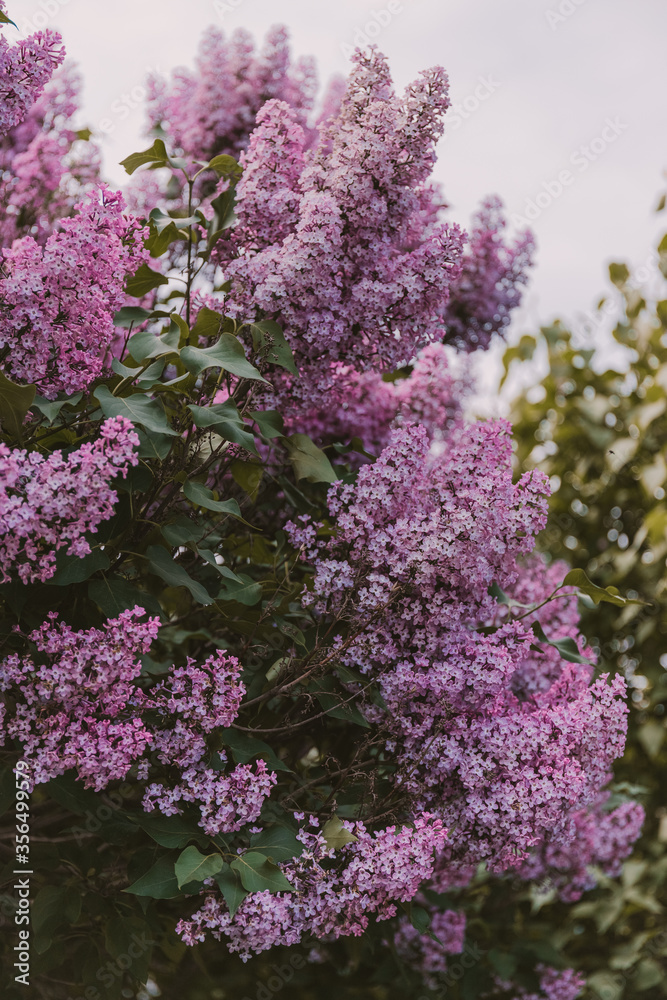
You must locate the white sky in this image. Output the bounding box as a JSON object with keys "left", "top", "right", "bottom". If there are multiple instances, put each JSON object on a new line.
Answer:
{"left": 10, "top": 0, "right": 667, "bottom": 402}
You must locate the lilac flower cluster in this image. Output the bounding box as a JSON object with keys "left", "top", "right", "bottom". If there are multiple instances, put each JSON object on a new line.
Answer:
{"left": 219, "top": 49, "right": 466, "bottom": 406}
{"left": 177, "top": 814, "right": 447, "bottom": 958}
{"left": 0, "top": 610, "right": 269, "bottom": 835}
{"left": 288, "top": 420, "right": 638, "bottom": 885}
{"left": 0, "top": 184, "right": 148, "bottom": 396}
{"left": 146, "top": 25, "right": 318, "bottom": 163}
{"left": 0, "top": 64, "right": 101, "bottom": 247}
{"left": 494, "top": 965, "right": 585, "bottom": 1000}
{"left": 443, "top": 195, "right": 535, "bottom": 350}
{"left": 290, "top": 342, "right": 471, "bottom": 456}
{"left": 394, "top": 907, "right": 466, "bottom": 987}
{"left": 0, "top": 416, "right": 139, "bottom": 584}
{"left": 0, "top": 18, "right": 64, "bottom": 138}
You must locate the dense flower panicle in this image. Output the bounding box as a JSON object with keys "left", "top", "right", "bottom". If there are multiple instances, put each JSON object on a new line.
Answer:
{"left": 0, "top": 608, "right": 159, "bottom": 789}
{"left": 443, "top": 196, "right": 535, "bottom": 350}
{"left": 0, "top": 184, "right": 148, "bottom": 396}
{"left": 219, "top": 50, "right": 467, "bottom": 408}
{"left": 1, "top": 616, "right": 266, "bottom": 833}
{"left": 517, "top": 798, "right": 646, "bottom": 901}
{"left": 0, "top": 416, "right": 139, "bottom": 584}
{"left": 176, "top": 815, "right": 447, "bottom": 958}
{"left": 143, "top": 759, "right": 276, "bottom": 836}
{"left": 0, "top": 64, "right": 101, "bottom": 246}
{"left": 290, "top": 343, "right": 471, "bottom": 457}
{"left": 0, "top": 25, "right": 64, "bottom": 137}
{"left": 146, "top": 24, "right": 317, "bottom": 163}
{"left": 494, "top": 966, "right": 585, "bottom": 1000}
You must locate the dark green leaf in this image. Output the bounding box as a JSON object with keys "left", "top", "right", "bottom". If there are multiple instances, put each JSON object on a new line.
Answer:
{"left": 250, "top": 409, "right": 285, "bottom": 439}
{"left": 127, "top": 326, "right": 180, "bottom": 363}
{"left": 206, "top": 154, "right": 242, "bottom": 179}
{"left": 120, "top": 138, "right": 168, "bottom": 175}
{"left": 217, "top": 574, "right": 263, "bottom": 606}
{"left": 124, "top": 856, "right": 180, "bottom": 899}
{"left": 88, "top": 576, "right": 164, "bottom": 620}
{"left": 183, "top": 480, "right": 245, "bottom": 521}
{"left": 188, "top": 401, "right": 258, "bottom": 454}
{"left": 30, "top": 393, "right": 82, "bottom": 425}
{"left": 94, "top": 384, "right": 178, "bottom": 437}
{"left": 531, "top": 621, "right": 590, "bottom": 665}
{"left": 218, "top": 728, "right": 292, "bottom": 772}
{"left": 125, "top": 262, "right": 170, "bottom": 297}
{"left": 285, "top": 433, "right": 337, "bottom": 484}
{"left": 32, "top": 886, "right": 81, "bottom": 953}
{"left": 175, "top": 846, "right": 224, "bottom": 889}
{"left": 147, "top": 544, "right": 214, "bottom": 606}
{"left": 181, "top": 335, "right": 267, "bottom": 382}
{"left": 214, "top": 865, "right": 248, "bottom": 917}
{"left": 230, "top": 852, "right": 295, "bottom": 893}
{"left": 250, "top": 827, "right": 304, "bottom": 863}
{"left": 249, "top": 319, "right": 298, "bottom": 376}
{"left": 0, "top": 372, "right": 35, "bottom": 439}
{"left": 138, "top": 812, "right": 205, "bottom": 849}
{"left": 562, "top": 568, "right": 644, "bottom": 607}
{"left": 113, "top": 306, "right": 153, "bottom": 329}
{"left": 46, "top": 548, "right": 109, "bottom": 586}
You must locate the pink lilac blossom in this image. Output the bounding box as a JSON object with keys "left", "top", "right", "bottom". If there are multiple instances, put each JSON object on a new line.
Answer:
{"left": 176, "top": 814, "right": 447, "bottom": 958}
{"left": 0, "top": 184, "right": 148, "bottom": 396}
{"left": 0, "top": 617, "right": 265, "bottom": 834}
{"left": 493, "top": 965, "right": 585, "bottom": 1000}
{"left": 219, "top": 49, "right": 466, "bottom": 409}
{"left": 287, "top": 421, "right": 634, "bottom": 880}
{"left": 146, "top": 25, "right": 317, "bottom": 163}
{"left": 443, "top": 195, "right": 535, "bottom": 350}
{"left": 0, "top": 64, "right": 101, "bottom": 247}
{"left": 0, "top": 23, "right": 64, "bottom": 138}
{"left": 394, "top": 908, "right": 466, "bottom": 987}
{"left": 0, "top": 608, "right": 159, "bottom": 789}
{"left": 290, "top": 342, "right": 471, "bottom": 456}
{"left": 0, "top": 416, "right": 139, "bottom": 584}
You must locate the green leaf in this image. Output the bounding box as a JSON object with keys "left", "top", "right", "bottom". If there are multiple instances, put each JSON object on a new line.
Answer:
{"left": 217, "top": 573, "right": 263, "bottom": 606}
{"left": 250, "top": 409, "right": 285, "bottom": 439}
{"left": 285, "top": 433, "right": 337, "bottom": 483}
{"left": 181, "top": 335, "right": 268, "bottom": 382}
{"left": 206, "top": 154, "right": 242, "bottom": 179}
{"left": 231, "top": 459, "right": 263, "bottom": 500}
{"left": 124, "top": 856, "right": 180, "bottom": 899}
{"left": 32, "top": 886, "right": 82, "bottom": 953}
{"left": 183, "top": 480, "right": 245, "bottom": 521}
{"left": 138, "top": 813, "right": 205, "bottom": 849}
{"left": 0, "top": 372, "right": 35, "bottom": 439}
{"left": 231, "top": 852, "right": 295, "bottom": 893}
{"left": 161, "top": 518, "right": 205, "bottom": 547}
{"left": 88, "top": 576, "right": 163, "bottom": 620}
{"left": 125, "top": 262, "right": 169, "bottom": 298}
{"left": 30, "top": 392, "right": 82, "bottom": 425}
{"left": 609, "top": 261, "right": 630, "bottom": 287}
{"left": 209, "top": 188, "right": 237, "bottom": 245}
{"left": 322, "top": 815, "right": 358, "bottom": 850}
{"left": 0, "top": 12, "right": 17, "bottom": 26}
{"left": 531, "top": 621, "right": 590, "bottom": 665}
{"left": 188, "top": 401, "right": 258, "bottom": 455}
{"left": 120, "top": 138, "right": 168, "bottom": 175}
{"left": 94, "top": 384, "right": 178, "bottom": 438}
{"left": 113, "top": 306, "right": 153, "bottom": 329}
{"left": 218, "top": 728, "right": 292, "bottom": 772}
{"left": 147, "top": 544, "right": 214, "bottom": 606}
{"left": 562, "top": 568, "right": 644, "bottom": 607}
{"left": 214, "top": 866, "right": 248, "bottom": 917}
{"left": 249, "top": 319, "right": 298, "bottom": 376}
{"left": 47, "top": 548, "right": 110, "bottom": 586}
{"left": 127, "top": 325, "right": 180, "bottom": 363}
{"left": 175, "top": 846, "right": 224, "bottom": 889}
{"left": 191, "top": 306, "right": 224, "bottom": 341}
{"left": 250, "top": 827, "right": 304, "bottom": 863}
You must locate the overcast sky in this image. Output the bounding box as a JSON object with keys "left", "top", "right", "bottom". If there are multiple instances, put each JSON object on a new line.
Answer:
{"left": 11, "top": 0, "right": 667, "bottom": 402}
